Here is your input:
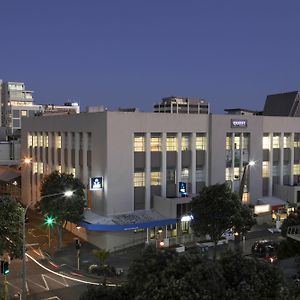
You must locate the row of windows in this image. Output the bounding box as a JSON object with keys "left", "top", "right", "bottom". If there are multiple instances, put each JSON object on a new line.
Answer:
{"left": 28, "top": 132, "right": 91, "bottom": 150}
{"left": 134, "top": 134, "right": 206, "bottom": 152}
{"left": 263, "top": 134, "right": 300, "bottom": 149}
{"left": 226, "top": 134, "right": 250, "bottom": 150}
{"left": 133, "top": 168, "right": 205, "bottom": 187}
{"left": 32, "top": 161, "right": 76, "bottom": 177}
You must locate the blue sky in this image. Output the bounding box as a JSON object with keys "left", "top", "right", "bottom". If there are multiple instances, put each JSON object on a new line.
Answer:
{"left": 0, "top": 1, "right": 299, "bottom": 113}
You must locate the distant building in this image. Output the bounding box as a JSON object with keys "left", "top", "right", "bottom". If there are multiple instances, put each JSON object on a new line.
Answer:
{"left": 263, "top": 91, "right": 300, "bottom": 116}
{"left": 1, "top": 81, "right": 42, "bottom": 136}
{"left": 154, "top": 96, "right": 209, "bottom": 114}
{"left": 41, "top": 102, "right": 80, "bottom": 116}
{"left": 224, "top": 108, "right": 261, "bottom": 116}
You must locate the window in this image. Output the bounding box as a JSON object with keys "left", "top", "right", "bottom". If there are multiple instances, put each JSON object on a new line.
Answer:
{"left": 21, "top": 110, "right": 27, "bottom": 117}
{"left": 32, "top": 135, "right": 38, "bottom": 147}
{"left": 226, "top": 135, "right": 232, "bottom": 150}
{"left": 56, "top": 134, "right": 62, "bottom": 149}
{"left": 71, "top": 168, "right": 76, "bottom": 177}
{"left": 273, "top": 135, "right": 280, "bottom": 148}
{"left": 151, "top": 171, "right": 161, "bottom": 185}
{"left": 196, "top": 168, "right": 204, "bottom": 182}
{"left": 234, "top": 135, "right": 240, "bottom": 150}
{"left": 225, "top": 168, "right": 232, "bottom": 181}
{"left": 167, "top": 135, "right": 177, "bottom": 151}
{"left": 57, "top": 165, "right": 62, "bottom": 173}
{"left": 242, "top": 134, "right": 249, "bottom": 150}
{"left": 13, "top": 110, "right": 20, "bottom": 118}
{"left": 181, "top": 168, "right": 190, "bottom": 182}
{"left": 44, "top": 134, "right": 49, "bottom": 147}
{"left": 196, "top": 134, "right": 206, "bottom": 150}
{"left": 134, "top": 172, "right": 145, "bottom": 187}
{"left": 39, "top": 162, "right": 43, "bottom": 174}
{"left": 234, "top": 167, "right": 240, "bottom": 180}
{"left": 263, "top": 135, "right": 270, "bottom": 149}
{"left": 272, "top": 164, "right": 279, "bottom": 176}
{"left": 32, "top": 162, "right": 38, "bottom": 173}
{"left": 151, "top": 135, "right": 161, "bottom": 151}
{"left": 28, "top": 134, "right": 33, "bottom": 147}
{"left": 294, "top": 134, "right": 300, "bottom": 148}
{"left": 283, "top": 164, "right": 289, "bottom": 176}
{"left": 262, "top": 161, "right": 269, "bottom": 177}
{"left": 284, "top": 134, "right": 291, "bottom": 148}
{"left": 134, "top": 135, "right": 145, "bottom": 152}
{"left": 167, "top": 169, "right": 176, "bottom": 183}
{"left": 38, "top": 133, "right": 44, "bottom": 147}
{"left": 293, "top": 164, "right": 300, "bottom": 175}
{"left": 181, "top": 135, "right": 190, "bottom": 151}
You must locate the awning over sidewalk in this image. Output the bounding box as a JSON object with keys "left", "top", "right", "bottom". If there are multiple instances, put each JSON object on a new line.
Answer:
{"left": 256, "top": 196, "right": 288, "bottom": 206}
{"left": 79, "top": 209, "right": 177, "bottom": 231}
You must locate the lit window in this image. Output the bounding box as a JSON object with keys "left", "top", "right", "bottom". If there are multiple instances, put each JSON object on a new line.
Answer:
{"left": 263, "top": 135, "right": 270, "bottom": 149}
{"left": 134, "top": 172, "right": 145, "bottom": 187}
{"left": 196, "top": 134, "right": 206, "bottom": 150}
{"left": 32, "top": 135, "right": 38, "bottom": 147}
{"left": 38, "top": 134, "right": 43, "bottom": 147}
{"left": 181, "top": 168, "right": 190, "bottom": 182}
{"left": 181, "top": 135, "right": 190, "bottom": 151}
{"left": 71, "top": 168, "right": 76, "bottom": 177}
{"left": 234, "top": 167, "right": 240, "bottom": 180}
{"left": 45, "top": 135, "right": 49, "bottom": 147}
{"left": 28, "top": 134, "right": 33, "bottom": 147}
{"left": 242, "top": 192, "right": 249, "bottom": 204}
{"left": 262, "top": 161, "right": 269, "bottom": 177}
{"left": 242, "top": 134, "right": 249, "bottom": 149}
{"left": 167, "top": 135, "right": 177, "bottom": 151}
{"left": 134, "top": 135, "right": 145, "bottom": 152}
{"left": 273, "top": 135, "right": 280, "bottom": 148}
{"left": 284, "top": 135, "right": 291, "bottom": 148}
{"left": 294, "top": 134, "right": 300, "bottom": 148}
{"left": 225, "top": 168, "right": 232, "bottom": 181}
{"left": 151, "top": 135, "right": 161, "bottom": 151}
{"left": 234, "top": 136, "right": 240, "bottom": 150}
{"left": 32, "top": 162, "right": 38, "bottom": 173}
{"left": 56, "top": 134, "right": 62, "bottom": 149}
{"left": 39, "top": 162, "right": 43, "bottom": 174}
{"left": 226, "top": 135, "right": 232, "bottom": 150}
{"left": 21, "top": 110, "right": 27, "bottom": 117}
{"left": 57, "top": 165, "right": 62, "bottom": 173}
{"left": 293, "top": 164, "right": 300, "bottom": 175}
{"left": 151, "top": 172, "right": 161, "bottom": 185}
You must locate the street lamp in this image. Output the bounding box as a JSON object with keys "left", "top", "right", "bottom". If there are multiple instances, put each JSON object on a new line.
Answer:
{"left": 239, "top": 160, "right": 255, "bottom": 202}
{"left": 22, "top": 190, "right": 74, "bottom": 300}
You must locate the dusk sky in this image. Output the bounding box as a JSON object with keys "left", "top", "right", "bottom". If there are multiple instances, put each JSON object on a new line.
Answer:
{"left": 0, "top": 1, "right": 299, "bottom": 113}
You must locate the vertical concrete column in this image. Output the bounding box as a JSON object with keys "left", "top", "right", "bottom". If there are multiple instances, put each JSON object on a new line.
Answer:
{"left": 53, "top": 132, "right": 58, "bottom": 171}
{"left": 82, "top": 132, "right": 88, "bottom": 186}
{"left": 61, "top": 132, "right": 65, "bottom": 173}
{"left": 48, "top": 132, "right": 53, "bottom": 173}
{"left": 67, "top": 132, "right": 72, "bottom": 174}
{"left": 177, "top": 133, "right": 182, "bottom": 197}
{"left": 290, "top": 133, "right": 295, "bottom": 185}
{"left": 75, "top": 132, "right": 80, "bottom": 179}
{"left": 231, "top": 133, "right": 235, "bottom": 192}
{"left": 36, "top": 132, "right": 41, "bottom": 198}
{"left": 191, "top": 132, "right": 196, "bottom": 194}
{"left": 161, "top": 133, "right": 167, "bottom": 197}
{"left": 268, "top": 133, "right": 273, "bottom": 196}
{"left": 240, "top": 133, "right": 244, "bottom": 176}
{"left": 41, "top": 132, "right": 46, "bottom": 175}
{"left": 31, "top": 132, "right": 37, "bottom": 203}
{"left": 279, "top": 133, "right": 284, "bottom": 185}
{"left": 205, "top": 133, "right": 209, "bottom": 186}
{"left": 145, "top": 132, "right": 151, "bottom": 210}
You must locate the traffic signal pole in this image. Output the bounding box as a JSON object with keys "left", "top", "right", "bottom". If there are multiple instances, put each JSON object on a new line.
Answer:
{"left": 3, "top": 275, "right": 8, "bottom": 300}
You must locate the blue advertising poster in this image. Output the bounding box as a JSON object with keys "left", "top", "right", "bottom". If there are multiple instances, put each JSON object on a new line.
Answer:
{"left": 179, "top": 182, "right": 188, "bottom": 197}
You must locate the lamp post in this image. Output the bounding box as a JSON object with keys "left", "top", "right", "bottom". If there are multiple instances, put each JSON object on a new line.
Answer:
{"left": 239, "top": 160, "right": 255, "bottom": 202}
{"left": 22, "top": 190, "right": 74, "bottom": 300}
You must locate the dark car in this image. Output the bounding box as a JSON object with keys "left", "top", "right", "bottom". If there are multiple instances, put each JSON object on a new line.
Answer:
{"left": 251, "top": 240, "right": 278, "bottom": 263}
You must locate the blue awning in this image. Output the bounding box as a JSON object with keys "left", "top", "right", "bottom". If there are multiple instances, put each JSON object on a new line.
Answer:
{"left": 79, "top": 218, "right": 177, "bottom": 231}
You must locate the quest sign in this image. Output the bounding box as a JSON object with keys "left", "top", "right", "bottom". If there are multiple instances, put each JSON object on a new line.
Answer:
{"left": 231, "top": 119, "right": 247, "bottom": 128}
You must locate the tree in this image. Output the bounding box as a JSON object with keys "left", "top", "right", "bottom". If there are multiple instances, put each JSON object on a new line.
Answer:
{"left": 36, "top": 171, "right": 85, "bottom": 248}
{"left": 191, "top": 183, "right": 241, "bottom": 260}
{"left": 232, "top": 204, "right": 256, "bottom": 251}
{"left": 0, "top": 195, "right": 23, "bottom": 259}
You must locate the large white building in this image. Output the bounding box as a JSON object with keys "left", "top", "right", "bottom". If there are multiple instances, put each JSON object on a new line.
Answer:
{"left": 20, "top": 94, "right": 300, "bottom": 250}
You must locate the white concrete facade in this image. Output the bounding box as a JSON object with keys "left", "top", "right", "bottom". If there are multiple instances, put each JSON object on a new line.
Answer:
{"left": 20, "top": 111, "right": 300, "bottom": 249}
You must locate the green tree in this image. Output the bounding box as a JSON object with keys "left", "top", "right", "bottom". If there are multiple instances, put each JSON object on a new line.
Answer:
{"left": 80, "top": 285, "right": 129, "bottom": 300}
{"left": 191, "top": 183, "right": 241, "bottom": 260}
{"left": 36, "top": 171, "right": 85, "bottom": 248}
{"left": 232, "top": 204, "right": 256, "bottom": 251}
{"left": 0, "top": 195, "right": 23, "bottom": 259}
{"left": 92, "top": 248, "right": 110, "bottom": 267}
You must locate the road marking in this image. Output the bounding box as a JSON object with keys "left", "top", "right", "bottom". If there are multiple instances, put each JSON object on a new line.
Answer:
{"left": 41, "top": 297, "right": 61, "bottom": 300}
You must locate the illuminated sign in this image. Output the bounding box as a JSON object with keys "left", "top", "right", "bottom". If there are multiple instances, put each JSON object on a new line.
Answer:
{"left": 179, "top": 182, "right": 188, "bottom": 197}
{"left": 89, "top": 177, "right": 103, "bottom": 190}
{"left": 231, "top": 119, "right": 247, "bottom": 128}
{"left": 254, "top": 204, "right": 271, "bottom": 214}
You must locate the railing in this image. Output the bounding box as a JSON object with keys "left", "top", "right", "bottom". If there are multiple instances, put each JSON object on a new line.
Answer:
{"left": 287, "top": 225, "right": 300, "bottom": 242}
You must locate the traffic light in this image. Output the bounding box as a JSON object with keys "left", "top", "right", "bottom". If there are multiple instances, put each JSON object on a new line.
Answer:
{"left": 159, "top": 240, "right": 165, "bottom": 248}
{"left": 1, "top": 261, "right": 9, "bottom": 275}
{"left": 45, "top": 215, "right": 55, "bottom": 226}
{"left": 75, "top": 238, "right": 81, "bottom": 250}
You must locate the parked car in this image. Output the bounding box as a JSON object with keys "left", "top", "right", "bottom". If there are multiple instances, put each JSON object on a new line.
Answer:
{"left": 251, "top": 240, "right": 278, "bottom": 263}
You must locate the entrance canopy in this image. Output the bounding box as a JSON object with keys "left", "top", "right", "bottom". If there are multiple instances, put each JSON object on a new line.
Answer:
{"left": 256, "top": 196, "right": 288, "bottom": 207}
{"left": 80, "top": 209, "right": 177, "bottom": 231}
